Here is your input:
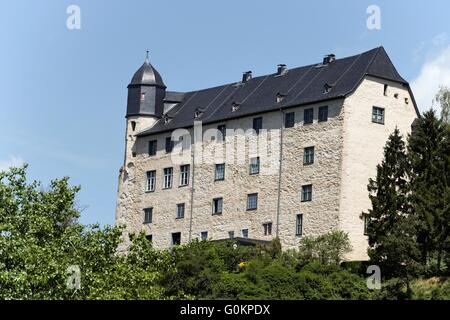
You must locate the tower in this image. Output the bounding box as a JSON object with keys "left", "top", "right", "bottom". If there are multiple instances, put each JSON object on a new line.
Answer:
{"left": 116, "top": 53, "right": 166, "bottom": 248}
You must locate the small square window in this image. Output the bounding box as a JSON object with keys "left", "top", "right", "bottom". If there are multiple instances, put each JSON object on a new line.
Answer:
{"left": 176, "top": 203, "right": 185, "bottom": 219}
{"left": 146, "top": 234, "right": 152, "bottom": 242}
{"left": 228, "top": 231, "right": 235, "bottom": 239}
{"left": 303, "top": 147, "right": 314, "bottom": 165}
{"left": 249, "top": 157, "right": 260, "bottom": 175}
{"left": 304, "top": 108, "right": 314, "bottom": 124}
{"left": 318, "top": 106, "right": 328, "bottom": 122}
{"left": 296, "top": 214, "right": 303, "bottom": 236}
{"left": 241, "top": 229, "right": 249, "bottom": 238}
{"left": 253, "top": 117, "right": 263, "bottom": 134}
{"left": 247, "top": 193, "right": 258, "bottom": 210}
{"left": 285, "top": 112, "right": 295, "bottom": 128}
{"left": 263, "top": 222, "right": 272, "bottom": 236}
{"left": 148, "top": 140, "right": 157, "bottom": 156}
{"left": 215, "top": 163, "right": 225, "bottom": 181}
{"left": 201, "top": 231, "right": 208, "bottom": 241}
{"left": 144, "top": 208, "right": 153, "bottom": 224}
{"left": 212, "top": 197, "right": 223, "bottom": 215}
{"left": 301, "top": 185, "right": 312, "bottom": 202}
{"left": 165, "top": 136, "right": 174, "bottom": 153}
{"left": 372, "top": 107, "right": 385, "bottom": 124}
{"left": 172, "top": 232, "right": 181, "bottom": 246}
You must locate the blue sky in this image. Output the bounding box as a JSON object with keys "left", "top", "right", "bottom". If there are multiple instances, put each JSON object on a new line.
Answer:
{"left": 0, "top": 0, "right": 449, "bottom": 225}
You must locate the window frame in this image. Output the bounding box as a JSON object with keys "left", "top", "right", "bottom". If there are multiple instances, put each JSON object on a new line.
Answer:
{"left": 163, "top": 167, "right": 173, "bottom": 189}
{"left": 285, "top": 112, "right": 295, "bottom": 128}
{"left": 263, "top": 222, "right": 272, "bottom": 236}
{"left": 249, "top": 157, "right": 260, "bottom": 175}
{"left": 304, "top": 108, "right": 314, "bottom": 124}
{"left": 200, "top": 231, "right": 208, "bottom": 241}
{"left": 303, "top": 146, "right": 315, "bottom": 165}
{"left": 148, "top": 140, "right": 157, "bottom": 156}
{"left": 241, "top": 229, "right": 249, "bottom": 238}
{"left": 296, "top": 214, "right": 303, "bottom": 236}
{"left": 372, "top": 106, "right": 385, "bottom": 124}
{"left": 143, "top": 208, "right": 153, "bottom": 224}
{"left": 176, "top": 203, "right": 185, "bottom": 219}
{"left": 247, "top": 193, "right": 258, "bottom": 211}
{"left": 301, "top": 184, "right": 313, "bottom": 202}
{"left": 171, "top": 232, "right": 181, "bottom": 246}
{"left": 165, "top": 136, "right": 174, "bottom": 153}
{"left": 253, "top": 117, "right": 263, "bottom": 134}
{"left": 145, "top": 170, "right": 156, "bottom": 192}
{"left": 212, "top": 197, "right": 223, "bottom": 215}
{"left": 215, "top": 163, "right": 225, "bottom": 181}
{"left": 318, "top": 106, "right": 328, "bottom": 122}
{"left": 179, "top": 164, "right": 190, "bottom": 187}
{"left": 217, "top": 124, "right": 226, "bottom": 142}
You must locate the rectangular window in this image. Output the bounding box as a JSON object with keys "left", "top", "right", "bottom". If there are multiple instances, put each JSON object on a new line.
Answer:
{"left": 263, "top": 222, "right": 272, "bottom": 236}
{"left": 241, "top": 229, "right": 249, "bottom": 238}
{"left": 303, "top": 147, "right": 315, "bottom": 165}
{"left": 217, "top": 124, "right": 226, "bottom": 142}
{"left": 249, "top": 157, "right": 260, "bottom": 175}
{"left": 318, "top": 106, "right": 328, "bottom": 122}
{"left": 212, "top": 197, "right": 223, "bottom": 215}
{"left": 165, "top": 136, "right": 174, "bottom": 153}
{"left": 364, "top": 215, "right": 370, "bottom": 236}
{"left": 148, "top": 140, "right": 157, "bottom": 156}
{"left": 372, "top": 107, "right": 385, "bottom": 124}
{"left": 180, "top": 164, "right": 190, "bottom": 186}
{"left": 146, "top": 170, "right": 156, "bottom": 192}
{"left": 201, "top": 231, "right": 208, "bottom": 241}
{"left": 144, "top": 208, "right": 153, "bottom": 224}
{"left": 301, "top": 185, "right": 313, "bottom": 202}
{"left": 172, "top": 232, "right": 181, "bottom": 246}
{"left": 163, "top": 167, "right": 173, "bottom": 189}
{"left": 296, "top": 214, "right": 303, "bottom": 236}
{"left": 247, "top": 193, "right": 258, "bottom": 210}
{"left": 285, "top": 112, "right": 295, "bottom": 128}
{"left": 304, "top": 108, "right": 314, "bottom": 124}
{"left": 176, "top": 203, "right": 185, "bottom": 219}
{"left": 215, "top": 163, "right": 225, "bottom": 181}
{"left": 253, "top": 117, "right": 263, "bottom": 134}
{"left": 228, "top": 231, "right": 235, "bottom": 239}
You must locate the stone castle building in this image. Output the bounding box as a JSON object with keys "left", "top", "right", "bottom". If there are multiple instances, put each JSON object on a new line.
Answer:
{"left": 116, "top": 47, "right": 419, "bottom": 260}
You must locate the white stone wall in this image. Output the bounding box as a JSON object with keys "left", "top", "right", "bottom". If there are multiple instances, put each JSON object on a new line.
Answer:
{"left": 339, "top": 77, "right": 418, "bottom": 260}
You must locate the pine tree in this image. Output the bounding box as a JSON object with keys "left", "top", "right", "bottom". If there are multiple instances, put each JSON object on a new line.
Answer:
{"left": 408, "top": 110, "right": 449, "bottom": 273}
{"left": 364, "top": 128, "right": 421, "bottom": 292}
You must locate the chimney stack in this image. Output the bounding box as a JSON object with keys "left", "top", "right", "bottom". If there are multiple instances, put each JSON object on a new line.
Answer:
{"left": 276, "top": 64, "right": 288, "bottom": 76}
{"left": 242, "top": 71, "right": 252, "bottom": 83}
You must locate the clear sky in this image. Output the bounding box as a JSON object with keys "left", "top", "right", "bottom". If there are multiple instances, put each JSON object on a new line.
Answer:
{"left": 0, "top": 0, "right": 449, "bottom": 225}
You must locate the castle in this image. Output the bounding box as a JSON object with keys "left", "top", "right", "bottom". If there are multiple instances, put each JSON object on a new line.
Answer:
{"left": 115, "top": 47, "right": 419, "bottom": 260}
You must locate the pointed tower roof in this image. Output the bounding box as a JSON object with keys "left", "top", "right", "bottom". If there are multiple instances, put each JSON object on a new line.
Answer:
{"left": 128, "top": 52, "right": 166, "bottom": 88}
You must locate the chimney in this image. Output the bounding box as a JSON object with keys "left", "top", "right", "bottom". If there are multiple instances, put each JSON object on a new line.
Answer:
{"left": 276, "top": 64, "right": 287, "bottom": 76}
{"left": 242, "top": 71, "right": 252, "bottom": 83}
{"left": 323, "top": 54, "right": 336, "bottom": 65}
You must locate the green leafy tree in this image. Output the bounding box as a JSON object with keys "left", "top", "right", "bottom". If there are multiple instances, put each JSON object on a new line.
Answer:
{"left": 435, "top": 86, "right": 450, "bottom": 123}
{"left": 298, "top": 230, "right": 351, "bottom": 265}
{"left": 408, "top": 110, "right": 450, "bottom": 273}
{"left": 364, "top": 129, "right": 421, "bottom": 294}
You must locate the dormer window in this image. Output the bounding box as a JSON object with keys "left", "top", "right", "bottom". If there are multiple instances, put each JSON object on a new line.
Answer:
{"left": 163, "top": 115, "right": 173, "bottom": 125}
{"left": 323, "top": 83, "right": 333, "bottom": 94}
{"left": 194, "top": 108, "right": 204, "bottom": 119}
{"left": 140, "top": 92, "right": 146, "bottom": 101}
{"left": 231, "top": 102, "right": 241, "bottom": 112}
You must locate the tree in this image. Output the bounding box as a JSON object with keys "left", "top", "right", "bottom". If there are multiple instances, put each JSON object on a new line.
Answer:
{"left": 0, "top": 165, "right": 163, "bottom": 299}
{"left": 364, "top": 129, "right": 421, "bottom": 293}
{"left": 298, "top": 230, "right": 352, "bottom": 266}
{"left": 408, "top": 110, "right": 450, "bottom": 273}
{"left": 435, "top": 86, "right": 450, "bottom": 123}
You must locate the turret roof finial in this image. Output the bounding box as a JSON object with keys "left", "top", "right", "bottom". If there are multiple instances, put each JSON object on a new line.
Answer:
{"left": 145, "top": 50, "right": 149, "bottom": 63}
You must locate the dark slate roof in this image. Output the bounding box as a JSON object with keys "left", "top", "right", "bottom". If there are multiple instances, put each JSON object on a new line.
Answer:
{"left": 138, "top": 47, "right": 416, "bottom": 136}
{"left": 129, "top": 60, "right": 166, "bottom": 89}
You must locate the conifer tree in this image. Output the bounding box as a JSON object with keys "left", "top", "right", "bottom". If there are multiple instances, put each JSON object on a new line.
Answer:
{"left": 408, "top": 110, "right": 449, "bottom": 273}
{"left": 364, "top": 128, "right": 421, "bottom": 292}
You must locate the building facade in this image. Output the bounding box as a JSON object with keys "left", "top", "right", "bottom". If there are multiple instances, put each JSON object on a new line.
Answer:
{"left": 115, "top": 47, "right": 419, "bottom": 260}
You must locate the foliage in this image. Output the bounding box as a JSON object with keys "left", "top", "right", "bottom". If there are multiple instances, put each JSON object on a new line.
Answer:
{"left": 298, "top": 230, "right": 352, "bottom": 266}
{"left": 435, "top": 86, "right": 450, "bottom": 123}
